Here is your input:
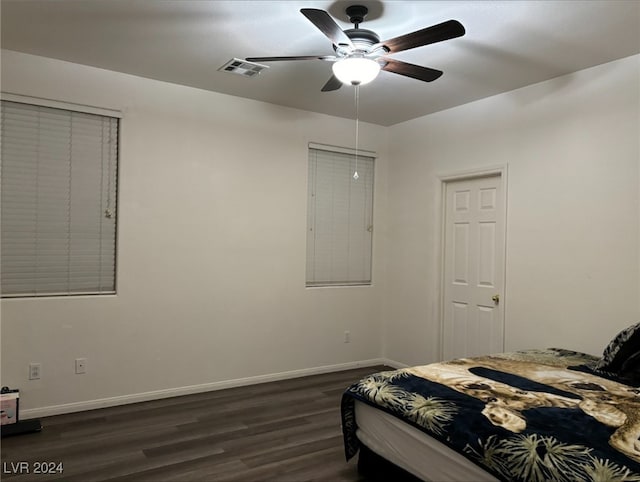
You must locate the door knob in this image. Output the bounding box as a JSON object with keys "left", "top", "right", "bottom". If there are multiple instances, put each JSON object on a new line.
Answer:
{"left": 492, "top": 294, "right": 500, "bottom": 304}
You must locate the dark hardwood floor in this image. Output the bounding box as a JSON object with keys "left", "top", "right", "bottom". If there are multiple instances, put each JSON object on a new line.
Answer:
{"left": 2, "top": 365, "right": 391, "bottom": 481}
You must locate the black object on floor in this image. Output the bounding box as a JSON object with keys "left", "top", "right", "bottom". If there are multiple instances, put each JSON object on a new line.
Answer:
{"left": 1, "top": 419, "right": 42, "bottom": 437}
{"left": 357, "top": 443, "right": 423, "bottom": 481}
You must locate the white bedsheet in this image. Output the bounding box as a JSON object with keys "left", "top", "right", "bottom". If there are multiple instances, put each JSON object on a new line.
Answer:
{"left": 354, "top": 401, "right": 499, "bottom": 482}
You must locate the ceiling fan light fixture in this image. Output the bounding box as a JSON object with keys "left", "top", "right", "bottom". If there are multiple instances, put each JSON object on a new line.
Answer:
{"left": 332, "top": 57, "right": 380, "bottom": 86}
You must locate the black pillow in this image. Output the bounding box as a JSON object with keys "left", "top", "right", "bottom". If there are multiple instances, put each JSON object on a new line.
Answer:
{"left": 594, "top": 322, "right": 640, "bottom": 377}
{"left": 619, "top": 349, "right": 640, "bottom": 385}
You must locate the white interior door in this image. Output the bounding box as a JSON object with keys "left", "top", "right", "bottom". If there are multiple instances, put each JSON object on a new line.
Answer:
{"left": 442, "top": 174, "right": 505, "bottom": 360}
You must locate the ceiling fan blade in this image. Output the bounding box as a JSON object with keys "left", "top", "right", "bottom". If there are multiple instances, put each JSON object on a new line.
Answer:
{"left": 381, "top": 58, "right": 443, "bottom": 82}
{"left": 380, "top": 20, "right": 465, "bottom": 54}
{"left": 245, "top": 55, "right": 335, "bottom": 62}
{"left": 321, "top": 75, "right": 343, "bottom": 92}
{"left": 301, "top": 8, "right": 354, "bottom": 49}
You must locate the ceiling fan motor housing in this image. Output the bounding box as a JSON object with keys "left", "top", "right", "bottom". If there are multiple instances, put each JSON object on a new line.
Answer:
{"left": 334, "top": 28, "right": 380, "bottom": 56}
{"left": 346, "top": 29, "right": 379, "bottom": 47}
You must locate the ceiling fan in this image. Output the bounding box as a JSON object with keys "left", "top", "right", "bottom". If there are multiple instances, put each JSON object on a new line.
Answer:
{"left": 245, "top": 5, "right": 465, "bottom": 91}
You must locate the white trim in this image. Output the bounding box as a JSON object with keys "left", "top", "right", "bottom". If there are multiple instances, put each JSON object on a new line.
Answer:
{"left": 438, "top": 164, "right": 506, "bottom": 182}
{"left": 437, "top": 165, "right": 509, "bottom": 361}
{"left": 308, "top": 142, "right": 377, "bottom": 158}
{"left": 20, "top": 358, "right": 396, "bottom": 419}
{"left": 381, "top": 358, "right": 410, "bottom": 369}
{"left": 1, "top": 92, "right": 122, "bottom": 118}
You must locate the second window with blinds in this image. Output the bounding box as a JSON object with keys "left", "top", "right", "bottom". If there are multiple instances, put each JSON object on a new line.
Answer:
{"left": 306, "top": 146, "right": 375, "bottom": 287}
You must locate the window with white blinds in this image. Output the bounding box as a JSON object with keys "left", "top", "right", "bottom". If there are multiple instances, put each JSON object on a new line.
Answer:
{"left": 1, "top": 100, "right": 119, "bottom": 297}
{"left": 306, "top": 146, "right": 374, "bottom": 286}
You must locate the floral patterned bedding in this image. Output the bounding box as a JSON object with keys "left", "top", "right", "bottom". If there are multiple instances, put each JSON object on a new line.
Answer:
{"left": 341, "top": 349, "right": 640, "bottom": 482}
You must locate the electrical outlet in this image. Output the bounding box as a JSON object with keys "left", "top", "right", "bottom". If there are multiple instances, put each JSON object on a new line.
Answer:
{"left": 75, "top": 358, "right": 87, "bottom": 374}
{"left": 29, "top": 363, "right": 41, "bottom": 380}
{"left": 344, "top": 330, "right": 351, "bottom": 343}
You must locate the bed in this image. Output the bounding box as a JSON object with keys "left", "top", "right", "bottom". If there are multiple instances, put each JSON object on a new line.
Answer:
{"left": 341, "top": 323, "right": 640, "bottom": 481}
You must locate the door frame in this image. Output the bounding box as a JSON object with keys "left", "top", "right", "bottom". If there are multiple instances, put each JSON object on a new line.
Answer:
{"left": 436, "top": 165, "right": 509, "bottom": 361}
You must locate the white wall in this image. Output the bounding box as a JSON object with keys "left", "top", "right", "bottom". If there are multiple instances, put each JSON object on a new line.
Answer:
{"left": 0, "top": 50, "right": 389, "bottom": 414}
{"left": 2, "top": 49, "right": 639, "bottom": 415}
{"left": 385, "top": 54, "right": 640, "bottom": 366}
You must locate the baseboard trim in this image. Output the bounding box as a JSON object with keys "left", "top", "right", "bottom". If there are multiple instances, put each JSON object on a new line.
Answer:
{"left": 21, "top": 358, "right": 396, "bottom": 419}
{"left": 382, "top": 358, "right": 410, "bottom": 369}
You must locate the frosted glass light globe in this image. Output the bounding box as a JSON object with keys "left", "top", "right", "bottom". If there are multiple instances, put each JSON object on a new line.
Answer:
{"left": 332, "top": 57, "right": 381, "bottom": 86}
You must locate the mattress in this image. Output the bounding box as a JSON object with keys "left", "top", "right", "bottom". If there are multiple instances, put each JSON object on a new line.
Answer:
{"left": 355, "top": 400, "right": 498, "bottom": 482}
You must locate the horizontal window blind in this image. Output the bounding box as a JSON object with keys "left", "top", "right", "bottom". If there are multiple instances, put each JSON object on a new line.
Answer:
{"left": 306, "top": 147, "right": 374, "bottom": 286}
{"left": 1, "top": 100, "right": 118, "bottom": 297}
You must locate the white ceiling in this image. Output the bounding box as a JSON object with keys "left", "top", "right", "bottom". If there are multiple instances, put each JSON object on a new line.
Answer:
{"left": 2, "top": 0, "right": 639, "bottom": 126}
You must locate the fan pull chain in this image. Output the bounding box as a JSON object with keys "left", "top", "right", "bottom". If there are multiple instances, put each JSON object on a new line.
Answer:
{"left": 353, "top": 85, "right": 360, "bottom": 180}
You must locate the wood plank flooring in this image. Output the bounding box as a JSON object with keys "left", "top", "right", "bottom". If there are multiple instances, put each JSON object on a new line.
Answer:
{"left": 1, "top": 365, "right": 391, "bottom": 482}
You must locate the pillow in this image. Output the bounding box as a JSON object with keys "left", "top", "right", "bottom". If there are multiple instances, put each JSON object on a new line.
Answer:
{"left": 619, "top": 349, "right": 640, "bottom": 385}
{"left": 594, "top": 322, "right": 640, "bottom": 377}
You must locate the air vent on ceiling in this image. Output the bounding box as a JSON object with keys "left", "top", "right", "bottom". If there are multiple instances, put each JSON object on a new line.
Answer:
{"left": 219, "top": 58, "right": 268, "bottom": 78}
